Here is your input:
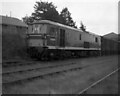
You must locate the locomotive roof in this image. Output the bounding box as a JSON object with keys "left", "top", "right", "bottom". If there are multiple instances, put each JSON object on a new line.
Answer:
{"left": 0, "top": 15, "right": 28, "bottom": 27}
{"left": 34, "top": 20, "right": 82, "bottom": 31}
{"left": 34, "top": 20, "right": 100, "bottom": 36}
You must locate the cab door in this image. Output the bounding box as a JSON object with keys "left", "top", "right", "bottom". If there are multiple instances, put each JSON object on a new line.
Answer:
{"left": 59, "top": 29, "right": 65, "bottom": 47}
{"left": 84, "top": 41, "right": 89, "bottom": 48}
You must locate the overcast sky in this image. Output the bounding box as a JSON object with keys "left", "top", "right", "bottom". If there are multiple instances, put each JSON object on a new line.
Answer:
{"left": 1, "top": 0, "right": 118, "bottom": 35}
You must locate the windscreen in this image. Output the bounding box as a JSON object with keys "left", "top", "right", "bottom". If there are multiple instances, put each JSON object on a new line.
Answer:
{"left": 33, "top": 24, "right": 47, "bottom": 34}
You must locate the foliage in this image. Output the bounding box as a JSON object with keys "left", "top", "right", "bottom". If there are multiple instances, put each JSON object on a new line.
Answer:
{"left": 22, "top": 16, "right": 34, "bottom": 24}
{"left": 80, "top": 21, "right": 86, "bottom": 31}
{"left": 60, "top": 7, "right": 77, "bottom": 28}
{"left": 32, "top": 0, "right": 60, "bottom": 22}
{"left": 22, "top": 0, "right": 77, "bottom": 28}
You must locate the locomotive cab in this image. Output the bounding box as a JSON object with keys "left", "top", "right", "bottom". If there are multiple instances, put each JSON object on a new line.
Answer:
{"left": 27, "top": 22, "right": 49, "bottom": 58}
{"left": 27, "top": 23, "right": 47, "bottom": 47}
{"left": 27, "top": 20, "right": 60, "bottom": 59}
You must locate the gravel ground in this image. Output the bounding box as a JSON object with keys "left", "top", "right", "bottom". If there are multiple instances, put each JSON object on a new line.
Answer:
{"left": 2, "top": 55, "right": 118, "bottom": 94}
{"left": 85, "top": 70, "right": 119, "bottom": 94}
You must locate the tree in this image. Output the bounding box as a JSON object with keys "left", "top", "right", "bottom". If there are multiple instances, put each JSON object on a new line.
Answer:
{"left": 60, "top": 7, "right": 77, "bottom": 28}
{"left": 80, "top": 21, "right": 86, "bottom": 31}
{"left": 22, "top": 16, "right": 34, "bottom": 24}
{"left": 31, "top": 0, "right": 60, "bottom": 22}
{"left": 22, "top": 1, "right": 78, "bottom": 28}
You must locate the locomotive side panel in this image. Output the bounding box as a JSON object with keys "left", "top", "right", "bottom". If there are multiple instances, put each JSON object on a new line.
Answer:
{"left": 65, "top": 28, "right": 83, "bottom": 48}
{"left": 28, "top": 24, "right": 33, "bottom": 34}
{"left": 46, "top": 24, "right": 58, "bottom": 47}
{"left": 81, "top": 32, "right": 101, "bottom": 49}
{"left": 88, "top": 34, "right": 101, "bottom": 49}
{"left": 65, "top": 28, "right": 101, "bottom": 50}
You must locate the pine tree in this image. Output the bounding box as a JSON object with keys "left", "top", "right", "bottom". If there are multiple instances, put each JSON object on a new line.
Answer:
{"left": 60, "top": 7, "right": 77, "bottom": 28}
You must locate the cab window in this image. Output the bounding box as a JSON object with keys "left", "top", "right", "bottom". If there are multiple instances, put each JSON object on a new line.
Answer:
{"left": 33, "top": 24, "right": 39, "bottom": 33}
{"left": 33, "top": 24, "right": 47, "bottom": 34}
{"left": 49, "top": 27, "right": 57, "bottom": 37}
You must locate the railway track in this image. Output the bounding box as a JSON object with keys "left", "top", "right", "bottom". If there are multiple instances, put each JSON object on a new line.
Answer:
{"left": 3, "top": 57, "right": 110, "bottom": 75}
{"left": 2, "top": 62, "right": 76, "bottom": 74}
{"left": 2, "top": 55, "right": 118, "bottom": 94}
{"left": 2, "top": 55, "right": 113, "bottom": 68}
{"left": 2, "top": 60, "right": 38, "bottom": 67}
{"left": 76, "top": 67, "right": 119, "bottom": 95}
{"left": 3, "top": 55, "right": 113, "bottom": 74}
{"left": 3, "top": 63, "right": 82, "bottom": 84}
{"left": 2, "top": 58, "right": 115, "bottom": 84}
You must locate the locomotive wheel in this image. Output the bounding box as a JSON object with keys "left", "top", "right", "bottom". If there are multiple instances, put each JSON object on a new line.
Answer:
{"left": 27, "top": 48, "right": 37, "bottom": 58}
{"left": 40, "top": 48, "right": 49, "bottom": 61}
{"left": 80, "top": 51, "right": 87, "bottom": 57}
{"left": 48, "top": 52, "right": 55, "bottom": 60}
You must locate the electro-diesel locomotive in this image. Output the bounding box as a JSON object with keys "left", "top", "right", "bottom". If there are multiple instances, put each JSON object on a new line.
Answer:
{"left": 27, "top": 20, "right": 119, "bottom": 60}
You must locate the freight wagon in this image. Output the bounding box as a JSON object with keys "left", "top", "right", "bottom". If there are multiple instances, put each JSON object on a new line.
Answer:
{"left": 27, "top": 20, "right": 101, "bottom": 60}
{"left": 101, "top": 36, "right": 119, "bottom": 55}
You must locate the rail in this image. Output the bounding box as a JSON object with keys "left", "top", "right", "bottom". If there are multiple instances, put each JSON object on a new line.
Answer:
{"left": 76, "top": 67, "right": 119, "bottom": 95}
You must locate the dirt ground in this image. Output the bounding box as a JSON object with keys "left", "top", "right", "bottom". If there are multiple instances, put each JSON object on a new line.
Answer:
{"left": 2, "top": 55, "right": 118, "bottom": 94}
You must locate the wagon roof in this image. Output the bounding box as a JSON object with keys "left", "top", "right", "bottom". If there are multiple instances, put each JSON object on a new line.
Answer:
{"left": 103, "top": 32, "right": 118, "bottom": 41}
{"left": 0, "top": 15, "right": 28, "bottom": 27}
{"left": 34, "top": 20, "right": 100, "bottom": 36}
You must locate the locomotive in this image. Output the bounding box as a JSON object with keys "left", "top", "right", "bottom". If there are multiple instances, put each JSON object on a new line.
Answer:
{"left": 26, "top": 20, "right": 118, "bottom": 60}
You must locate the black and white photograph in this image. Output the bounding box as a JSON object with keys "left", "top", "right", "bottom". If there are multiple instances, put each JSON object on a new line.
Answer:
{"left": 0, "top": 0, "right": 119, "bottom": 95}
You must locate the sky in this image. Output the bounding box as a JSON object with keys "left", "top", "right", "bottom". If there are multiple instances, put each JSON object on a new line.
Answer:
{"left": 1, "top": 0, "right": 118, "bottom": 35}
